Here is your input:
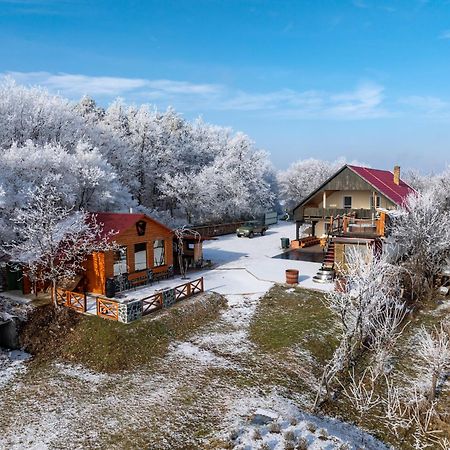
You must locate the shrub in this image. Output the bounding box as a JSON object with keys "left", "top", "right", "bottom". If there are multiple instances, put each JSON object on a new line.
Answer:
{"left": 268, "top": 422, "right": 281, "bottom": 433}
{"left": 296, "top": 437, "right": 308, "bottom": 450}
{"left": 284, "top": 430, "right": 295, "bottom": 442}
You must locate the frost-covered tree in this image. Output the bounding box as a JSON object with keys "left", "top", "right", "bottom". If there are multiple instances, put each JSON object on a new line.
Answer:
{"left": 0, "top": 140, "right": 132, "bottom": 241}
{"left": 390, "top": 189, "right": 450, "bottom": 299}
{"left": 0, "top": 78, "right": 84, "bottom": 149}
{"left": 277, "top": 159, "right": 340, "bottom": 210}
{"left": 5, "top": 179, "right": 116, "bottom": 306}
{"left": 0, "top": 78, "right": 277, "bottom": 231}
{"left": 316, "top": 246, "right": 406, "bottom": 406}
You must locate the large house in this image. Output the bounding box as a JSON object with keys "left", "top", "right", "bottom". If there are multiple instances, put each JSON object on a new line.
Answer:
{"left": 292, "top": 164, "right": 415, "bottom": 277}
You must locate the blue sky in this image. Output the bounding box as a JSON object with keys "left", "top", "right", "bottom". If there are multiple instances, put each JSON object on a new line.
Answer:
{"left": 1, "top": 0, "right": 450, "bottom": 171}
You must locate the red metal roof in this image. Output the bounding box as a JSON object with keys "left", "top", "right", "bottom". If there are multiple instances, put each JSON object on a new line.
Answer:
{"left": 347, "top": 165, "right": 415, "bottom": 206}
{"left": 91, "top": 212, "right": 172, "bottom": 241}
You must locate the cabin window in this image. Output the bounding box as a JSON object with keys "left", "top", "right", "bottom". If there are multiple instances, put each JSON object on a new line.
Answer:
{"left": 153, "top": 240, "right": 165, "bottom": 267}
{"left": 187, "top": 242, "right": 195, "bottom": 251}
{"left": 113, "top": 247, "right": 128, "bottom": 276}
{"left": 136, "top": 220, "right": 147, "bottom": 236}
{"left": 343, "top": 196, "right": 352, "bottom": 209}
{"left": 134, "top": 243, "right": 147, "bottom": 271}
{"left": 370, "top": 195, "right": 381, "bottom": 209}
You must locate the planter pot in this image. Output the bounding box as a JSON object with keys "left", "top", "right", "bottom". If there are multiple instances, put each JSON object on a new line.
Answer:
{"left": 285, "top": 269, "right": 299, "bottom": 284}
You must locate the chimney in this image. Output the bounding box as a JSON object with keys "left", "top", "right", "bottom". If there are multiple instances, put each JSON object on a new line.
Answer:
{"left": 393, "top": 165, "right": 400, "bottom": 185}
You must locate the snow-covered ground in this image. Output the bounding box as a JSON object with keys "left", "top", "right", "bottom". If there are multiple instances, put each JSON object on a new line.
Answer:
{"left": 112, "top": 222, "right": 331, "bottom": 308}
{"left": 0, "top": 349, "right": 31, "bottom": 390}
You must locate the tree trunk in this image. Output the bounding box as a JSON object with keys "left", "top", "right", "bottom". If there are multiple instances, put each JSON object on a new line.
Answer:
{"left": 430, "top": 372, "right": 438, "bottom": 401}
{"left": 52, "top": 280, "right": 59, "bottom": 309}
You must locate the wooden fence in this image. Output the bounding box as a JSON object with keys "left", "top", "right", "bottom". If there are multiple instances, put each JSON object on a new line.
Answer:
{"left": 142, "top": 277, "right": 204, "bottom": 316}
{"left": 191, "top": 222, "right": 243, "bottom": 237}
{"left": 96, "top": 297, "right": 119, "bottom": 321}
{"left": 142, "top": 292, "right": 163, "bottom": 316}
{"left": 55, "top": 288, "right": 87, "bottom": 313}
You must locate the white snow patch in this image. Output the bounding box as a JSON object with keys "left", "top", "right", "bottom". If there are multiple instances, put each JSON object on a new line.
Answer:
{"left": 170, "top": 341, "right": 234, "bottom": 368}
{"left": 0, "top": 349, "right": 31, "bottom": 389}
{"left": 54, "top": 362, "right": 109, "bottom": 384}
{"left": 223, "top": 393, "right": 391, "bottom": 450}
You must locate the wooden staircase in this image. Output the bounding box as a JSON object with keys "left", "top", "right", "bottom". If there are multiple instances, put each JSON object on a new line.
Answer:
{"left": 313, "top": 240, "right": 336, "bottom": 284}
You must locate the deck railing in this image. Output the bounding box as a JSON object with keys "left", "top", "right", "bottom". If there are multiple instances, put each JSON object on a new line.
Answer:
{"left": 303, "top": 207, "right": 373, "bottom": 220}
{"left": 141, "top": 277, "right": 204, "bottom": 316}
{"left": 55, "top": 288, "right": 87, "bottom": 313}
{"left": 141, "top": 292, "right": 163, "bottom": 315}
{"left": 96, "top": 297, "right": 119, "bottom": 321}
{"left": 56, "top": 277, "right": 205, "bottom": 322}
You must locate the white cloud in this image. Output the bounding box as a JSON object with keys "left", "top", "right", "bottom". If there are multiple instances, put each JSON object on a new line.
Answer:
{"left": 5, "top": 71, "right": 220, "bottom": 97}
{"left": 3, "top": 71, "right": 390, "bottom": 120}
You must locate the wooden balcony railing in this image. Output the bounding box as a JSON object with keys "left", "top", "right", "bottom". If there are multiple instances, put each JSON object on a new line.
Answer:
{"left": 303, "top": 207, "right": 374, "bottom": 220}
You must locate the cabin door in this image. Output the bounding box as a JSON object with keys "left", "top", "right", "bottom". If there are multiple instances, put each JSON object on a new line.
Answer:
{"left": 6, "top": 267, "right": 23, "bottom": 291}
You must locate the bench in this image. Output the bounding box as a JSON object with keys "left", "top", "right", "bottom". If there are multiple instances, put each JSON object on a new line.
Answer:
{"left": 298, "top": 236, "right": 320, "bottom": 248}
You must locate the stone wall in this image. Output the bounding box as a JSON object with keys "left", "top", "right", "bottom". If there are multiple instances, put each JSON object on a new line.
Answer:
{"left": 118, "top": 299, "right": 143, "bottom": 324}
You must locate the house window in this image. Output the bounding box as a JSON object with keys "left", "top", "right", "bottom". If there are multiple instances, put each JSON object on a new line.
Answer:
{"left": 134, "top": 243, "right": 147, "bottom": 271}
{"left": 344, "top": 196, "right": 352, "bottom": 209}
{"left": 113, "top": 247, "right": 128, "bottom": 276}
{"left": 136, "top": 220, "right": 147, "bottom": 236}
{"left": 153, "top": 240, "right": 165, "bottom": 267}
{"left": 370, "top": 195, "right": 381, "bottom": 209}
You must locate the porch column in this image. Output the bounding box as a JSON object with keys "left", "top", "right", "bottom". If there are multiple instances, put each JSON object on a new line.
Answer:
{"left": 323, "top": 191, "right": 327, "bottom": 209}
{"left": 193, "top": 242, "right": 203, "bottom": 264}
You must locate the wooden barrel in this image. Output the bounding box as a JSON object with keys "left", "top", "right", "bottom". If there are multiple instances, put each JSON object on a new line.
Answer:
{"left": 285, "top": 269, "right": 299, "bottom": 284}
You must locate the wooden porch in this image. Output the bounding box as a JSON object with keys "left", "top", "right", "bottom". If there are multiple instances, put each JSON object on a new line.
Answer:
{"left": 55, "top": 277, "right": 205, "bottom": 323}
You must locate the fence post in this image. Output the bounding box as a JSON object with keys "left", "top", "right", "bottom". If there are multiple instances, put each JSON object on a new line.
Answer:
{"left": 186, "top": 282, "right": 192, "bottom": 297}
{"left": 200, "top": 277, "right": 204, "bottom": 292}
{"left": 83, "top": 294, "right": 87, "bottom": 313}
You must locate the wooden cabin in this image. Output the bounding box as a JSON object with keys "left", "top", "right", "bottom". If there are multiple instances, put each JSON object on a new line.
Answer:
{"left": 84, "top": 213, "right": 174, "bottom": 296}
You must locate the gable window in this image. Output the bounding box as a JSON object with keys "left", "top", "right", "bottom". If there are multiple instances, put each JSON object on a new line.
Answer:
{"left": 136, "top": 220, "right": 147, "bottom": 236}
{"left": 134, "top": 243, "right": 147, "bottom": 271}
{"left": 343, "top": 196, "right": 352, "bottom": 209}
{"left": 113, "top": 247, "right": 128, "bottom": 276}
{"left": 153, "top": 240, "right": 165, "bottom": 267}
{"left": 370, "top": 195, "right": 381, "bottom": 209}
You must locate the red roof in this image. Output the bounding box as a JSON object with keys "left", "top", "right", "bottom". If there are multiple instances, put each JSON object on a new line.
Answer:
{"left": 347, "top": 165, "right": 415, "bottom": 206}
{"left": 91, "top": 212, "right": 172, "bottom": 241}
